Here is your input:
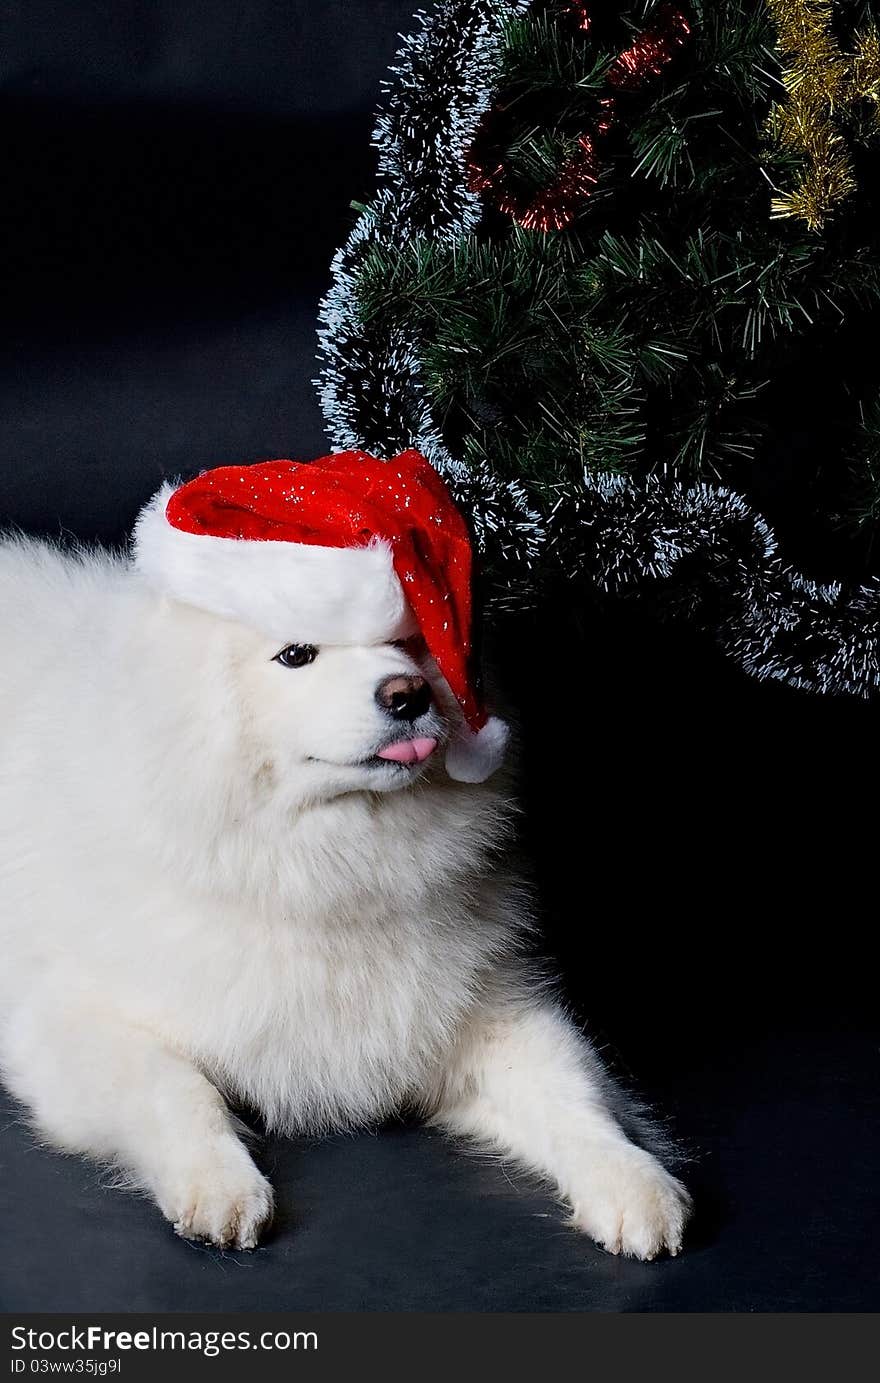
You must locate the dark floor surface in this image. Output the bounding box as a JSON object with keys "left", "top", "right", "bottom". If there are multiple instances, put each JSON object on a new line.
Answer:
{"left": 2, "top": 1025, "right": 877, "bottom": 1311}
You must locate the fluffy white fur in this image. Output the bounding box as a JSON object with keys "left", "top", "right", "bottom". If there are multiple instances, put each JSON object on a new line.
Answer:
{"left": 0, "top": 533, "right": 691, "bottom": 1257}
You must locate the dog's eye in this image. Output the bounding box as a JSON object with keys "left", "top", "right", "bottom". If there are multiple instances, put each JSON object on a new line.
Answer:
{"left": 392, "top": 634, "right": 428, "bottom": 659}
{"left": 273, "top": 644, "right": 318, "bottom": 669}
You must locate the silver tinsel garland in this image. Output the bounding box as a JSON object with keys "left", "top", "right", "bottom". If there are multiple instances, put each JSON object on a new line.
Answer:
{"left": 555, "top": 475, "right": 880, "bottom": 697}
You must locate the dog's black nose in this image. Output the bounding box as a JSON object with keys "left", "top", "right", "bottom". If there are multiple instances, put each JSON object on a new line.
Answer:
{"left": 375, "top": 675, "right": 432, "bottom": 722}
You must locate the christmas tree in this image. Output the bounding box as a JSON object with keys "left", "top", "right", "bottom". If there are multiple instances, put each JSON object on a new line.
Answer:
{"left": 318, "top": 1, "right": 880, "bottom": 699}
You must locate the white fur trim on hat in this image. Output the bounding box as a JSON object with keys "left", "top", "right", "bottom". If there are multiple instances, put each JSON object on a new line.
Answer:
{"left": 444, "top": 716, "right": 509, "bottom": 784}
{"left": 133, "top": 484, "right": 417, "bottom": 646}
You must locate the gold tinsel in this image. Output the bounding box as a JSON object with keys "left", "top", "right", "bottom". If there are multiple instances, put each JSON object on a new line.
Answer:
{"left": 852, "top": 26, "right": 880, "bottom": 109}
{"left": 767, "top": 0, "right": 880, "bottom": 231}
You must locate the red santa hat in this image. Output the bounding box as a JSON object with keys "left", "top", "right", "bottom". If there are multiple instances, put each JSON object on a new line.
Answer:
{"left": 133, "top": 448, "right": 508, "bottom": 783}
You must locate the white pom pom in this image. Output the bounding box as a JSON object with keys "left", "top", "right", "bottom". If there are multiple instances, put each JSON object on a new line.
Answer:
{"left": 444, "top": 716, "right": 509, "bottom": 784}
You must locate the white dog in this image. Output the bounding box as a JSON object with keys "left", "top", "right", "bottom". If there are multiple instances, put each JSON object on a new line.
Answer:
{"left": 0, "top": 453, "right": 691, "bottom": 1258}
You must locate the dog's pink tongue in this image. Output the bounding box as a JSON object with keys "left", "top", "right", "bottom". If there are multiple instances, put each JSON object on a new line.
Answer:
{"left": 376, "top": 737, "right": 438, "bottom": 765}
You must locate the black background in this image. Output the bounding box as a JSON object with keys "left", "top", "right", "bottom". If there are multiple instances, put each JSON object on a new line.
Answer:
{"left": 1, "top": 0, "right": 878, "bottom": 1312}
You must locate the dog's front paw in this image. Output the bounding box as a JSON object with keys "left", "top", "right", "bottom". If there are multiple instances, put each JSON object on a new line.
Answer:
{"left": 158, "top": 1139, "right": 275, "bottom": 1250}
{"left": 570, "top": 1145, "right": 691, "bottom": 1261}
